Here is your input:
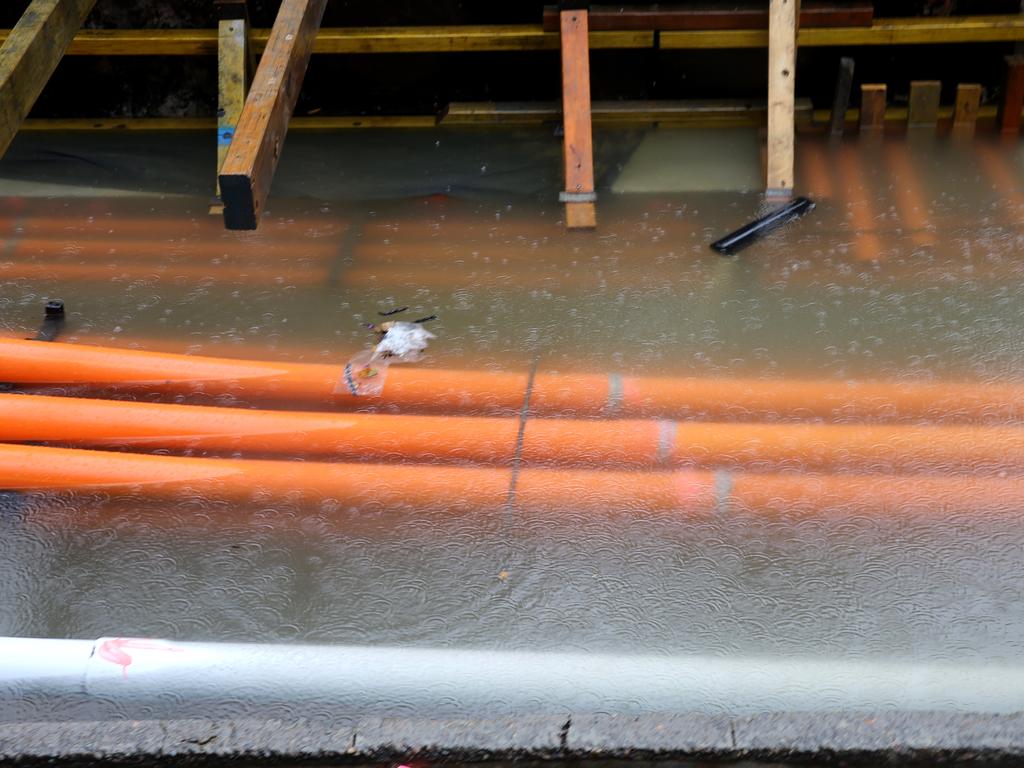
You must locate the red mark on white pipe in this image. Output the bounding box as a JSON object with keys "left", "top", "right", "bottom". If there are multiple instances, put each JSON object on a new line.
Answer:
{"left": 97, "top": 638, "right": 183, "bottom": 679}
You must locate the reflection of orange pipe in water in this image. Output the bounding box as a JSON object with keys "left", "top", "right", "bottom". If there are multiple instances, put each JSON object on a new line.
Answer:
{"left": 60, "top": 332, "right": 360, "bottom": 362}
{"left": 0, "top": 216, "right": 350, "bottom": 241}
{"left": 7, "top": 237, "right": 338, "bottom": 262}
{"left": 0, "top": 262, "right": 329, "bottom": 284}
{"left": 4, "top": 392, "right": 1024, "bottom": 473}
{"left": 4, "top": 443, "right": 1024, "bottom": 516}
{"left": 0, "top": 338, "right": 1022, "bottom": 423}
{"left": 837, "top": 143, "right": 883, "bottom": 261}
{"left": 884, "top": 143, "right": 938, "bottom": 249}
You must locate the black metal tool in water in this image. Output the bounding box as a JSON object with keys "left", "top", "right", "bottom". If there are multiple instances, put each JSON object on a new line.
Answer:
{"left": 710, "top": 196, "right": 815, "bottom": 256}
{"left": 32, "top": 300, "right": 66, "bottom": 341}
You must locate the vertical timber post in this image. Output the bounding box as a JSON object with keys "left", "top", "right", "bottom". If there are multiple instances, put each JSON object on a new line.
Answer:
{"left": 859, "top": 84, "right": 886, "bottom": 131}
{"left": 828, "top": 57, "right": 854, "bottom": 137}
{"left": 907, "top": 80, "right": 941, "bottom": 128}
{"left": 559, "top": 2, "right": 597, "bottom": 229}
{"left": 953, "top": 83, "right": 981, "bottom": 137}
{"left": 212, "top": 0, "right": 250, "bottom": 213}
{"left": 999, "top": 56, "right": 1024, "bottom": 134}
{"left": 766, "top": 0, "right": 797, "bottom": 197}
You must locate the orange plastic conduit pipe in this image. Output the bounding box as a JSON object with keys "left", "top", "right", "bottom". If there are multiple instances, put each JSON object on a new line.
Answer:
{"left": 0, "top": 338, "right": 1022, "bottom": 423}
{"left": 3, "top": 392, "right": 1024, "bottom": 473}
{"left": 3, "top": 443, "right": 1024, "bottom": 515}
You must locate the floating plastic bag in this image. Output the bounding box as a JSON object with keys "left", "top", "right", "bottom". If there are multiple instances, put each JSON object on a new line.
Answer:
{"left": 372, "top": 321, "right": 436, "bottom": 363}
{"left": 334, "top": 348, "right": 389, "bottom": 397}
{"left": 335, "top": 320, "right": 436, "bottom": 397}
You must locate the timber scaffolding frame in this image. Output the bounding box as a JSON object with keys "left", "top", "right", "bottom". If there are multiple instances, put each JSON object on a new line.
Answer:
{"left": 4, "top": 6, "right": 1024, "bottom": 229}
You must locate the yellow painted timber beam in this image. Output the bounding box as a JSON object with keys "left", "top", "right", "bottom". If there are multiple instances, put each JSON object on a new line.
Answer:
{"left": 2, "top": 16, "right": 1022, "bottom": 56}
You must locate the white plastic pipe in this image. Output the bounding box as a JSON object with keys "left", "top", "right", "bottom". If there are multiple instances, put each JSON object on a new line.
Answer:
{"left": 2, "top": 637, "right": 1023, "bottom": 717}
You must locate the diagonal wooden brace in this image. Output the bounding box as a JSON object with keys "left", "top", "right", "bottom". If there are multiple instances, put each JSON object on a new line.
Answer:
{"left": 0, "top": 0, "right": 96, "bottom": 159}
{"left": 219, "top": 0, "right": 327, "bottom": 230}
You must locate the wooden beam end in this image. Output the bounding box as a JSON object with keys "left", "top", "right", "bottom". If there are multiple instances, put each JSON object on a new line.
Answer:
{"left": 219, "top": 173, "right": 258, "bottom": 229}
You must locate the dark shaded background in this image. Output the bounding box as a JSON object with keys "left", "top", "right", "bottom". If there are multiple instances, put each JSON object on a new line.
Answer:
{"left": 1, "top": 1, "right": 1020, "bottom": 118}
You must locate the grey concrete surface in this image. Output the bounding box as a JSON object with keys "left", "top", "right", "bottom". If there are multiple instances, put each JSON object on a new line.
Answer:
{"left": 2, "top": 712, "right": 1024, "bottom": 765}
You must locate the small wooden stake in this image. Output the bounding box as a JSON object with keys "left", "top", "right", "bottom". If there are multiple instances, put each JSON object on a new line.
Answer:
{"left": 219, "top": 0, "right": 327, "bottom": 230}
{"left": 0, "top": 0, "right": 97, "bottom": 158}
{"left": 766, "top": 0, "right": 797, "bottom": 195}
{"left": 907, "top": 80, "right": 941, "bottom": 127}
{"left": 560, "top": 7, "right": 596, "bottom": 229}
{"left": 859, "top": 83, "right": 886, "bottom": 131}
{"left": 829, "top": 57, "right": 855, "bottom": 136}
{"left": 1000, "top": 55, "right": 1024, "bottom": 133}
{"left": 953, "top": 83, "right": 982, "bottom": 136}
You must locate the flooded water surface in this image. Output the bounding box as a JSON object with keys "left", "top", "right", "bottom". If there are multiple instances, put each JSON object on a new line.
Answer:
{"left": 1, "top": 127, "right": 1024, "bottom": 720}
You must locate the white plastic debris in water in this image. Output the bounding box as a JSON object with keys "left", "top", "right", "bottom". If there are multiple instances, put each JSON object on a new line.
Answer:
{"left": 372, "top": 321, "right": 435, "bottom": 363}
{"left": 334, "top": 321, "right": 436, "bottom": 397}
{"left": 335, "top": 348, "right": 389, "bottom": 397}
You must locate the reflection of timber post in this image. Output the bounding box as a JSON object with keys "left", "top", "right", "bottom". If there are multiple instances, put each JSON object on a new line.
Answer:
{"left": 559, "top": 3, "right": 597, "bottom": 229}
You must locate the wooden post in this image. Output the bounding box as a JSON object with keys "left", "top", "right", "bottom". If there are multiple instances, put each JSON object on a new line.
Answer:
{"left": 0, "top": 0, "right": 96, "bottom": 158}
{"left": 859, "top": 83, "right": 886, "bottom": 131}
{"left": 559, "top": 5, "right": 596, "bottom": 229}
{"left": 828, "top": 57, "right": 854, "bottom": 136}
{"left": 953, "top": 82, "right": 982, "bottom": 135}
{"left": 907, "top": 80, "right": 941, "bottom": 127}
{"left": 766, "top": 0, "right": 796, "bottom": 196}
{"left": 212, "top": 0, "right": 251, "bottom": 213}
{"left": 1000, "top": 55, "right": 1024, "bottom": 133}
{"left": 219, "top": 0, "right": 327, "bottom": 230}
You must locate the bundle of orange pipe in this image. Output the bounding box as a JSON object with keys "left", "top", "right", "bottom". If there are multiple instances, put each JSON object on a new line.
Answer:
{"left": 2, "top": 392, "right": 1022, "bottom": 474}
{"left": 4, "top": 443, "right": 1024, "bottom": 516}
{"left": 0, "top": 338, "right": 1021, "bottom": 423}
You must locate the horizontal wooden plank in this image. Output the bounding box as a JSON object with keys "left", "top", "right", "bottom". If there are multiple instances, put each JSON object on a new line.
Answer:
{"left": 21, "top": 115, "right": 439, "bottom": 129}
{"left": 1, "top": 16, "right": 1022, "bottom": 56}
{"left": 0, "top": 26, "right": 650, "bottom": 54}
{"left": 810, "top": 104, "right": 1000, "bottom": 123}
{"left": 662, "top": 15, "right": 1024, "bottom": 48}
{"left": 800, "top": 14, "right": 1024, "bottom": 45}
{"left": 22, "top": 104, "right": 1008, "bottom": 132}
{"left": 443, "top": 98, "right": 814, "bottom": 125}
{"left": 541, "top": 2, "right": 872, "bottom": 32}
